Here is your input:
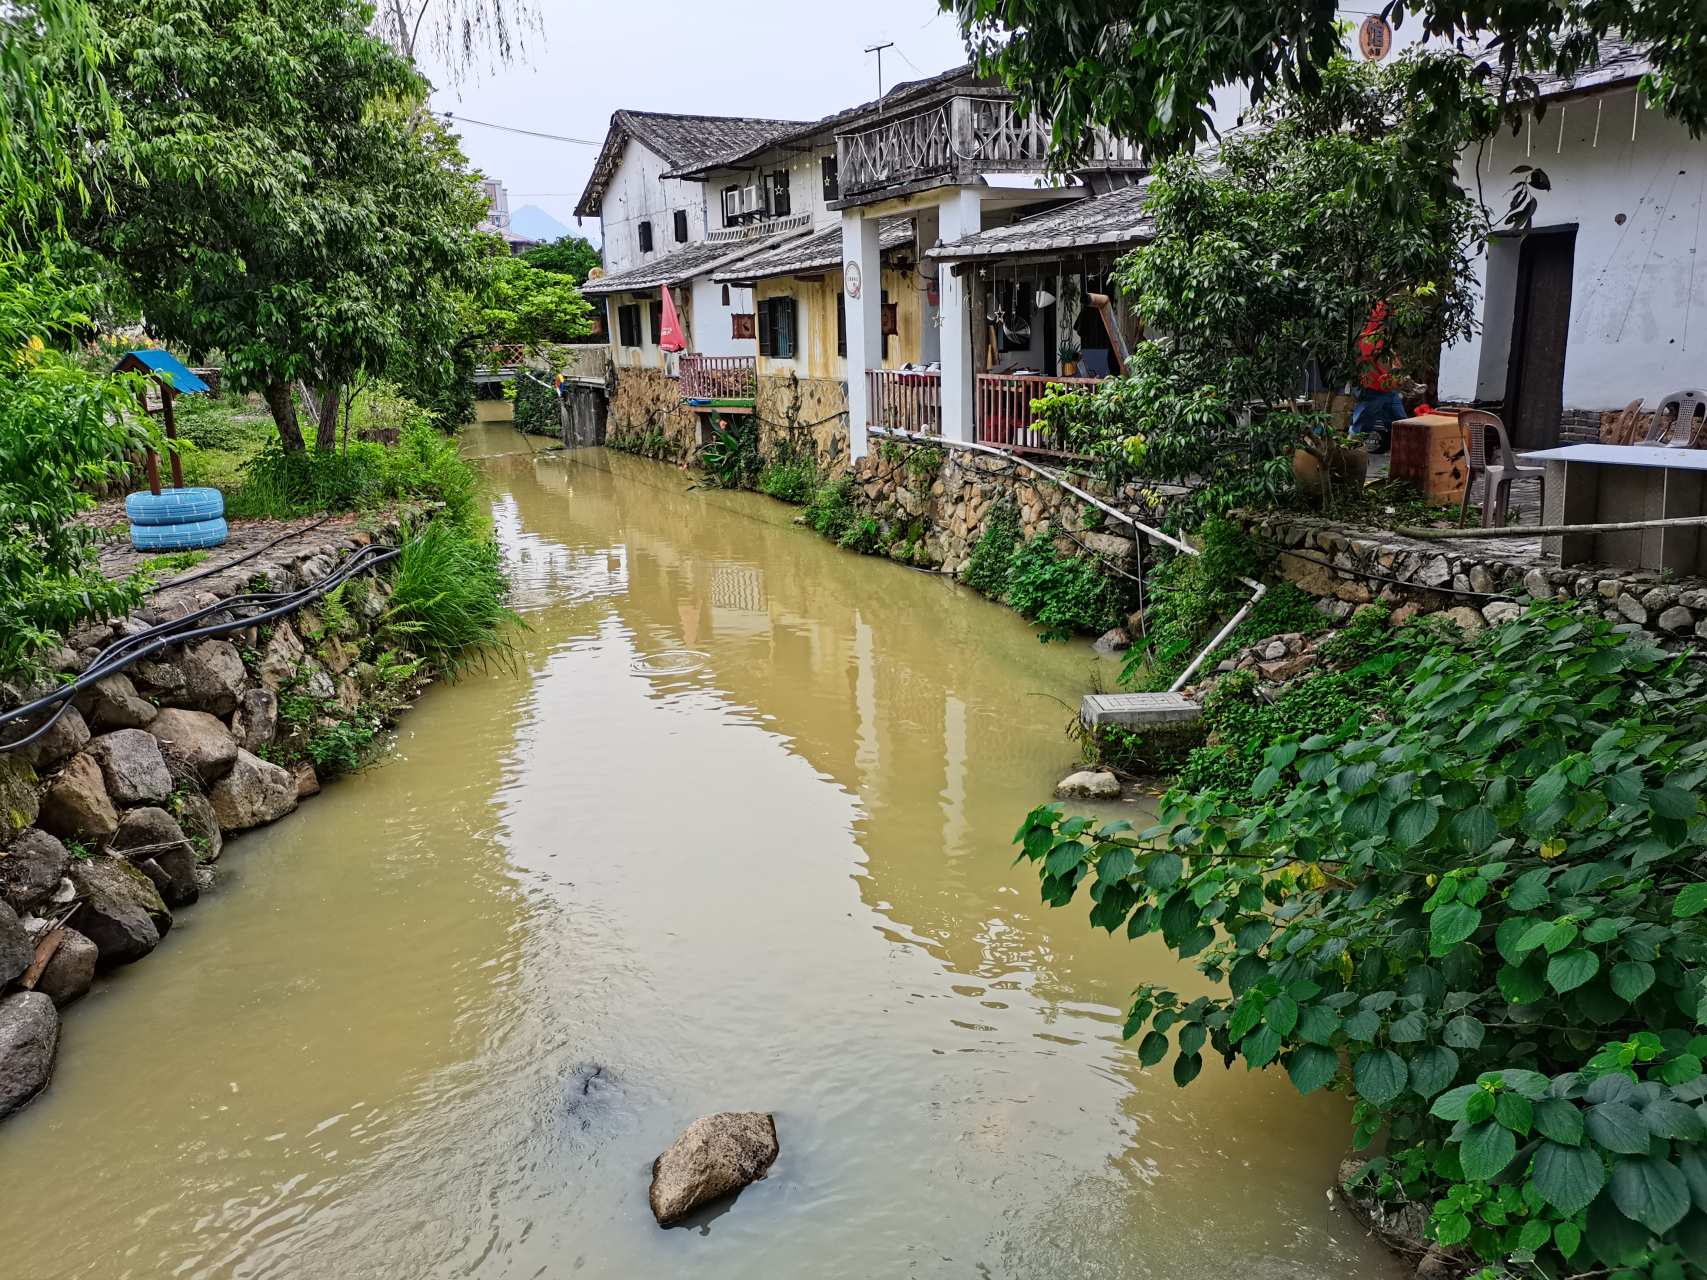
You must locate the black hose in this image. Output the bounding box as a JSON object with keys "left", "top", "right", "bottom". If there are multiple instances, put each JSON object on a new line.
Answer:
{"left": 1, "top": 540, "right": 406, "bottom": 753}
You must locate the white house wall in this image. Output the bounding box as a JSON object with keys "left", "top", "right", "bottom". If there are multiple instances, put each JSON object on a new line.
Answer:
{"left": 701, "top": 144, "right": 838, "bottom": 235}
{"left": 688, "top": 277, "right": 755, "bottom": 358}
{"left": 600, "top": 138, "right": 711, "bottom": 275}
{"left": 1440, "top": 87, "right": 1707, "bottom": 429}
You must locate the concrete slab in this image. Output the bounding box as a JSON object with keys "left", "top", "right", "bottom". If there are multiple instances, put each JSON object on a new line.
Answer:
{"left": 1081, "top": 692, "right": 1201, "bottom": 729}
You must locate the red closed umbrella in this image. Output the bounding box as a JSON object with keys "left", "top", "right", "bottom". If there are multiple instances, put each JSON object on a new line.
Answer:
{"left": 659, "top": 286, "right": 686, "bottom": 353}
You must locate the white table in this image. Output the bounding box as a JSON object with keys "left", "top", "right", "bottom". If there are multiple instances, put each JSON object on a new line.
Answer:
{"left": 1530, "top": 443, "right": 1707, "bottom": 571}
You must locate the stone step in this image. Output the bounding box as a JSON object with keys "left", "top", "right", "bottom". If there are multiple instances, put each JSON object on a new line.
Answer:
{"left": 1080, "top": 692, "right": 1201, "bottom": 728}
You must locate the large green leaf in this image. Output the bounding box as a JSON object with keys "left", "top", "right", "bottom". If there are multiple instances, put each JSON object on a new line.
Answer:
{"left": 1341, "top": 1009, "right": 1381, "bottom": 1041}
{"left": 1649, "top": 786, "right": 1699, "bottom": 821}
{"left": 1287, "top": 1043, "right": 1340, "bottom": 1096}
{"left": 1145, "top": 851, "right": 1184, "bottom": 889}
{"left": 1587, "top": 1189, "right": 1654, "bottom": 1265}
{"left": 1587, "top": 1102, "right": 1654, "bottom": 1154}
{"left": 1449, "top": 805, "right": 1499, "bottom": 853}
{"left": 1458, "top": 1119, "right": 1518, "bottom": 1181}
{"left": 1173, "top": 1051, "right": 1202, "bottom": 1086}
{"left": 1678, "top": 1144, "right": 1707, "bottom": 1210}
{"left": 1137, "top": 1031, "right": 1169, "bottom": 1067}
{"left": 1533, "top": 1097, "right": 1585, "bottom": 1146}
{"left": 1676, "top": 884, "right": 1707, "bottom": 919}
{"left": 1430, "top": 902, "right": 1481, "bottom": 953}
{"left": 1548, "top": 948, "right": 1600, "bottom": 993}
{"left": 1611, "top": 960, "right": 1657, "bottom": 1001}
{"left": 1444, "top": 1014, "right": 1484, "bottom": 1049}
{"left": 1407, "top": 1046, "right": 1458, "bottom": 1099}
{"left": 1389, "top": 799, "right": 1438, "bottom": 846}
{"left": 1641, "top": 1100, "right": 1707, "bottom": 1141}
{"left": 1611, "top": 1155, "right": 1692, "bottom": 1232}
{"left": 1296, "top": 1004, "right": 1341, "bottom": 1045}
{"left": 1675, "top": 1209, "right": 1707, "bottom": 1268}
{"left": 1342, "top": 794, "right": 1390, "bottom": 839}
{"left": 1532, "top": 1140, "right": 1607, "bottom": 1214}
{"left": 1388, "top": 1010, "right": 1426, "bottom": 1042}
{"left": 1354, "top": 1048, "right": 1407, "bottom": 1108}
{"left": 1498, "top": 957, "right": 1547, "bottom": 1004}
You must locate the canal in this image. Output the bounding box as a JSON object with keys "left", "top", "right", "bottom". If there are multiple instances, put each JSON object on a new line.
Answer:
{"left": 0, "top": 426, "right": 1402, "bottom": 1278}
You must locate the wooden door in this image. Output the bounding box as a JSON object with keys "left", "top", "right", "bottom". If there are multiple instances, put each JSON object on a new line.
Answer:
{"left": 1503, "top": 229, "right": 1576, "bottom": 449}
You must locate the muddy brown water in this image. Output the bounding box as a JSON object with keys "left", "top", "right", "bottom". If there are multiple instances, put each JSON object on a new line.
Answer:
{"left": 0, "top": 425, "right": 1404, "bottom": 1279}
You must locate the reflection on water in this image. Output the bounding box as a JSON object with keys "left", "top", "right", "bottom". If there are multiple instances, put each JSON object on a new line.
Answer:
{"left": 0, "top": 426, "right": 1403, "bottom": 1279}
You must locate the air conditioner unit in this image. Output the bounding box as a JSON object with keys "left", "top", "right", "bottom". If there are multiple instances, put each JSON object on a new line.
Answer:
{"left": 739, "top": 186, "right": 762, "bottom": 214}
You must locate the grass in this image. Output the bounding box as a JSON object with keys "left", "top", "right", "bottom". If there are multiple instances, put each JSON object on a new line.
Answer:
{"left": 382, "top": 520, "right": 522, "bottom": 674}
{"left": 136, "top": 550, "right": 209, "bottom": 578}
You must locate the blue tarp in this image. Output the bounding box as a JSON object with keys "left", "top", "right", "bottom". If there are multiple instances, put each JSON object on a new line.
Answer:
{"left": 113, "top": 349, "right": 211, "bottom": 394}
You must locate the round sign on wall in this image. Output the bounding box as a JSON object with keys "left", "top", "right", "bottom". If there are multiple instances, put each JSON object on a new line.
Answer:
{"left": 1358, "top": 14, "right": 1392, "bottom": 60}
{"left": 845, "top": 260, "right": 863, "bottom": 300}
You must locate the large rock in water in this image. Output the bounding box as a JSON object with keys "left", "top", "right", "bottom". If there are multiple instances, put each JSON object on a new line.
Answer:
{"left": 86, "top": 729, "right": 174, "bottom": 806}
{"left": 147, "top": 708, "right": 238, "bottom": 781}
{"left": 208, "top": 749, "right": 298, "bottom": 832}
{"left": 231, "top": 687, "right": 279, "bottom": 752}
{"left": 0, "top": 900, "right": 32, "bottom": 986}
{"left": 65, "top": 857, "right": 170, "bottom": 966}
{"left": 648, "top": 1112, "right": 779, "bottom": 1225}
{"left": 34, "top": 928, "right": 97, "bottom": 1007}
{"left": 175, "top": 791, "right": 222, "bottom": 862}
{"left": 0, "top": 991, "right": 59, "bottom": 1119}
{"left": 110, "top": 808, "right": 198, "bottom": 907}
{"left": 36, "top": 752, "right": 119, "bottom": 844}
{"left": 0, "top": 829, "right": 71, "bottom": 914}
{"left": 1054, "top": 770, "right": 1121, "bottom": 800}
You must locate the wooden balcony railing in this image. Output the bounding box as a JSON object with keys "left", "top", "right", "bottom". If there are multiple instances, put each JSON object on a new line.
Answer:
{"left": 837, "top": 95, "right": 1143, "bottom": 199}
{"left": 680, "top": 353, "right": 756, "bottom": 403}
{"left": 867, "top": 369, "right": 941, "bottom": 434}
{"left": 975, "top": 373, "right": 1104, "bottom": 452}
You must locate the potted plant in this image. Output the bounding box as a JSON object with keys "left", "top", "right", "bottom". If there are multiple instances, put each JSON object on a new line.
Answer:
{"left": 1057, "top": 341, "right": 1082, "bottom": 376}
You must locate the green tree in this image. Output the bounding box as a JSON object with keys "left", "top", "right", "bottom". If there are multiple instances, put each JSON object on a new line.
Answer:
{"left": 65, "top": 0, "right": 486, "bottom": 452}
{"left": 461, "top": 238, "right": 594, "bottom": 351}
{"left": 1032, "top": 58, "right": 1480, "bottom": 519}
{"left": 941, "top": 0, "right": 1707, "bottom": 169}
{"left": 520, "top": 235, "right": 601, "bottom": 284}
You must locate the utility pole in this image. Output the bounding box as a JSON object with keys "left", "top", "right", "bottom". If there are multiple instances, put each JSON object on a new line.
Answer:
{"left": 865, "top": 41, "right": 893, "bottom": 99}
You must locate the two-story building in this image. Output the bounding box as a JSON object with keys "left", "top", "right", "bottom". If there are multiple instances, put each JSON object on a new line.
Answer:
{"left": 578, "top": 68, "right": 1149, "bottom": 466}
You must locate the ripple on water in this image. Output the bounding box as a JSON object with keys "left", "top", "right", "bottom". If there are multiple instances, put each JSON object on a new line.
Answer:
{"left": 629, "top": 649, "right": 709, "bottom": 676}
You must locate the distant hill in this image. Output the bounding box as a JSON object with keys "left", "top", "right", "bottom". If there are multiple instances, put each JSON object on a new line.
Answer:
{"left": 511, "top": 205, "right": 571, "bottom": 242}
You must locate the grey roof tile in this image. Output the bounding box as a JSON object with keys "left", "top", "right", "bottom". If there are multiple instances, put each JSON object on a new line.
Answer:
{"left": 711, "top": 217, "right": 914, "bottom": 282}
{"left": 575, "top": 110, "right": 806, "bottom": 217}
{"left": 580, "top": 232, "right": 810, "bottom": 295}
{"left": 925, "top": 181, "right": 1155, "bottom": 260}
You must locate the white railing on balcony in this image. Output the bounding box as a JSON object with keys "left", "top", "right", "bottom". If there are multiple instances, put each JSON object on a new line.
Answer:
{"left": 837, "top": 96, "right": 1144, "bottom": 198}
{"left": 867, "top": 369, "right": 941, "bottom": 435}
{"left": 680, "top": 353, "right": 757, "bottom": 402}
{"left": 976, "top": 373, "right": 1104, "bottom": 452}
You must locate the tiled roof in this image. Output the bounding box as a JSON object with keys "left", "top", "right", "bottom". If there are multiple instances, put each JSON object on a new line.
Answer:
{"left": 925, "top": 181, "right": 1154, "bottom": 261}
{"left": 661, "top": 65, "right": 983, "bottom": 180}
{"left": 575, "top": 110, "right": 806, "bottom": 218}
{"left": 1524, "top": 36, "right": 1651, "bottom": 98}
{"left": 711, "top": 217, "right": 914, "bottom": 283}
{"left": 579, "top": 232, "right": 809, "bottom": 296}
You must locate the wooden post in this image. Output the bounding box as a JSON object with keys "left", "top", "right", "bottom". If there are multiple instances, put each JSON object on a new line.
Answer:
{"left": 138, "top": 381, "right": 162, "bottom": 496}
{"left": 162, "top": 384, "right": 183, "bottom": 489}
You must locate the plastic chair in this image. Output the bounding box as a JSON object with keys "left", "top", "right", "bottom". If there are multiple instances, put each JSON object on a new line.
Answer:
{"left": 1459, "top": 410, "right": 1545, "bottom": 528}
{"left": 1643, "top": 389, "right": 1707, "bottom": 448}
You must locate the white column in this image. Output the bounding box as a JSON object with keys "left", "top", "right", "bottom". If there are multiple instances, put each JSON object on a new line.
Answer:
{"left": 841, "top": 210, "right": 882, "bottom": 462}
{"left": 937, "top": 188, "right": 982, "bottom": 443}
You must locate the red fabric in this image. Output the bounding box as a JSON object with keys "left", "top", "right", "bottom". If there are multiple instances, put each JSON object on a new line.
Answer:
{"left": 659, "top": 287, "right": 686, "bottom": 353}
{"left": 1357, "top": 301, "right": 1395, "bottom": 392}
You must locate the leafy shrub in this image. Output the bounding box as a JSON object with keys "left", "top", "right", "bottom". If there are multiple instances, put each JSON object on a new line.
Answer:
{"left": 305, "top": 713, "right": 381, "bottom": 774}
{"left": 837, "top": 516, "right": 882, "bottom": 554}
{"left": 758, "top": 451, "right": 819, "bottom": 504}
{"left": 1015, "top": 608, "right": 1707, "bottom": 1278}
{"left": 226, "top": 440, "right": 382, "bottom": 517}
{"left": 382, "top": 520, "right": 520, "bottom": 673}
{"left": 1005, "top": 533, "right": 1134, "bottom": 642}
{"left": 961, "top": 497, "right": 1023, "bottom": 598}
{"left": 698, "top": 417, "right": 761, "bottom": 489}
{"left": 512, "top": 371, "right": 558, "bottom": 437}
{"left": 803, "top": 476, "right": 857, "bottom": 542}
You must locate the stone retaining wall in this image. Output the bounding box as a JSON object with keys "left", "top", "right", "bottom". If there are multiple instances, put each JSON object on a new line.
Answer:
{"left": 0, "top": 515, "right": 440, "bottom": 1122}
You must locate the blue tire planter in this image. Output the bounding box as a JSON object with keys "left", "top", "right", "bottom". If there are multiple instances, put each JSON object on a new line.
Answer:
{"left": 125, "top": 487, "right": 225, "bottom": 526}
{"left": 129, "top": 516, "right": 228, "bottom": 551}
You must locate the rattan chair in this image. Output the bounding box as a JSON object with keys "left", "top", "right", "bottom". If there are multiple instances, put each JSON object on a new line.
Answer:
{"left": 1459, "top": 410, "right": 1546, "bottom": 528}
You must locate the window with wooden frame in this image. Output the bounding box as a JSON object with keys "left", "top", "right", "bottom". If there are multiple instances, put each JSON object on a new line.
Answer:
{"left": 649, "top": 299, "right": 663, "bottom": 346}
{"left": 821, "top": 156, "right": 839, "bottom": 202}
{"left": 637, "top": 221, "right": 653, "bottom": 253}
{"left": 617, "top": 303, "right": 641, "bottom": 348}
{"left": 765, "top": 170, "right": 790, "bottom": 218}
{"left": 756, "top": 297, "right": 796, "bottom": 359}
{"left": 673, "top": 210, "right": 688, "bottom": 243}
{"left": 721, "top": 186, "right": 740, "bottom": 226}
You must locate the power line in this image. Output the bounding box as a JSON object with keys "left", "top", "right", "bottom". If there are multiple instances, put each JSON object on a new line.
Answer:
{"left": 442, "top": 113, "right": 597, "bottom": 145}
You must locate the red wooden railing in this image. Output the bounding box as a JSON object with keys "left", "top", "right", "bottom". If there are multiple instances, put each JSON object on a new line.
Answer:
{"left": 975, "top": 373, "right": 1103, "bottom": 452}
{"left": 866, "top": 369, "right": 942, "bottom": 434}
{"left": 680, "top": 353, "right": 757, "bottom": 402}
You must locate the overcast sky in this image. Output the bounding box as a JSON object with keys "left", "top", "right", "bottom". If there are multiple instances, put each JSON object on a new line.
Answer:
{"left": 416, "top": 0, "right": 1424, "bottom": 245}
